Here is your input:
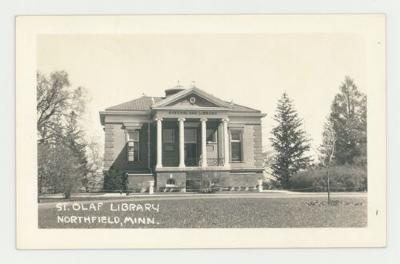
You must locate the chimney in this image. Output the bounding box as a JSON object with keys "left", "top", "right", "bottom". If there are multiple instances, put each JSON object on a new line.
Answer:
{"left": 165, "top": 81, "right": 185, "bottom": 97}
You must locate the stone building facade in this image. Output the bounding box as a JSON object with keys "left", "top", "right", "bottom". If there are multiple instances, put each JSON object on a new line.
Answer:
{"left": 99, "top": 85, "right": 266, "bottom": 192}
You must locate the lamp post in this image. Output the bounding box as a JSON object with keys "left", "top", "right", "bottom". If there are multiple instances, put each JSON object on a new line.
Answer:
{"left": 326, "top": 128, "right": 336, "bottom": 206}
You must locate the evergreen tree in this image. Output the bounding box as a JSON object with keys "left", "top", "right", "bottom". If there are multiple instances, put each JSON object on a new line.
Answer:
{"left": 270, "top": 93, "right": 312, "bottom": 189}
{"left": 320, "top": 76, "right": 367, "bottom": 166}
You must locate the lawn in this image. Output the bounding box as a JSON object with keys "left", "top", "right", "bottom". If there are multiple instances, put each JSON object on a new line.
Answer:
{"left": 38, "top": 195, "right": 367, "bottom": 228}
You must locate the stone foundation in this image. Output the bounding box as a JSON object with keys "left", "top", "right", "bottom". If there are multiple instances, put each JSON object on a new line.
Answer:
{"left": 153, "top": 170, "right": 262, "bottom": 192}
{"left": 126, "top": 174, "right": 154, "bottom": 192}
{"left": 156, "top": 172, "right": 186, "bottom": 192}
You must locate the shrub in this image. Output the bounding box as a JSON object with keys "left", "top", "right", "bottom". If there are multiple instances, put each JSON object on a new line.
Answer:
{"left": 262, "top": 178, "right": 282, "bottom": 190}
{"left": 289, "top": 165, "right": 367, "bottom": 192}
{"left": 199, "top": 179, "right": 219, "bottom": 193}
{"left": 103, "top": 168, "right": 127, "bottom": 192}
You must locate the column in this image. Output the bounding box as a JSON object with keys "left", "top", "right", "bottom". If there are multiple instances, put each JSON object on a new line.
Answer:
{"left": 155, "top": 117, "right": 163, "bottom": 168}
{"left": 200, "top": 118, "right": 207, "bottom": 167}
{"left": 222, "top": 118, "right": 230, "bottom": 167}
{"left": 178, "top": 117, "right": 185, "bottom": 168}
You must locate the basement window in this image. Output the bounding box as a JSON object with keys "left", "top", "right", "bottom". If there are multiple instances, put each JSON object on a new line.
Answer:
{"left": 166, "top": 178, "right": 176, "bottom": 185}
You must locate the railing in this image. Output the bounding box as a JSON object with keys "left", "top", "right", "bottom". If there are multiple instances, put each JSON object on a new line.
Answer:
{"left": 206, "top": 157, "right": 225, "bottom": 166}
{"left": 185, "top": 157, "right": 199, "bottom": 167}
{"left": 182, "top": 157, "right": 225, "bottom": 167}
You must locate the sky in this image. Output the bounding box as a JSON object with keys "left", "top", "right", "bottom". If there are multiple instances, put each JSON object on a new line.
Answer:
{"left": 37, "top": 33, "right": 366, "bottom": 159}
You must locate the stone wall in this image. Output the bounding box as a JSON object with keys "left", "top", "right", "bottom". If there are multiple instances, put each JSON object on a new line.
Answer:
{"left": 253, "top": 124, "right": 264, "bottom": 167}
{"left": 216, "top": 171, "right": 261, "bottom": 188}
{"left": 243, "top": 125, "right": 255, "bottom": 164}
{"left": 126, "top": 174, "right": 154, "bottom": 192}
{"left": 204, "top": 170, "right": 263, "bottom": 190}
{"left": 155, "top": 170, "right": 262, "bottom": 192}
{"left": 104, "top": 123, "right": 154, "bottom": 172}
{"left": 156, "top": 172, "right": 186, "bottom": 191}
{"left": 103, "top": 123, "right": 115, "bottom": 170}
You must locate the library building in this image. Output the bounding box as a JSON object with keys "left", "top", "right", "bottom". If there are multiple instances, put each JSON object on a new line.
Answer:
{"left": 99, "top": 84, "right": 266, "bottom": 192}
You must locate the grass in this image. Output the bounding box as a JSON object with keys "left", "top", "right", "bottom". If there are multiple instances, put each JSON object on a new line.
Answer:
{"left": 38, "top": 195, "right": 367, "bottom": 228}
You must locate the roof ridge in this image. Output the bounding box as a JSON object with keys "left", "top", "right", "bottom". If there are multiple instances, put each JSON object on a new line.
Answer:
{"left": 104, "top": 89, "right": 260, "bottom": 112}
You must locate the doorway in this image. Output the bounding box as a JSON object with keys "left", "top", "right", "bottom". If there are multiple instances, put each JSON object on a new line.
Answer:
{"left": 184, "top": 128, "right": 198, "bottom": 166}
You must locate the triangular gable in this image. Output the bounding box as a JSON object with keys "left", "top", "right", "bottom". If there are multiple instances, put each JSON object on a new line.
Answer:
{"left": 152, "top": 87, "right": 230, "bottom": 109}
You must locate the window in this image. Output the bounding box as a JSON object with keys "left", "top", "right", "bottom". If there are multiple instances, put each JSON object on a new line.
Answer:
{"left": 184, "top": 128, "right": 197, "bottom": 143}
{"left": 127, "top": 130, "right": 140, "bottom": 162}
{"left": 206, "top": 128, "right": 217, "bottom": 143}
{"left": 163, "top": 128, "right": 175, "bottom": 144}
{"left": 163, "top": 128, "right": 175, "bottom": 152}
{"left": 230, "top": 130, "right": 243, "bottom": 162}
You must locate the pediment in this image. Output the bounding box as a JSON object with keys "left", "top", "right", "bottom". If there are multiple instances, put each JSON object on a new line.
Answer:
{"left": 167, "top": 93, "right": 219, "bottom": 107}
{"left": 152, "top": 87, "right": 230, "bottom": 109}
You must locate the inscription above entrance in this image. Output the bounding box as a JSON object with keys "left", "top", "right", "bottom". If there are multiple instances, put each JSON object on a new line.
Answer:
{"left": 167, "top": 110, "right": 218, "bottom": 116}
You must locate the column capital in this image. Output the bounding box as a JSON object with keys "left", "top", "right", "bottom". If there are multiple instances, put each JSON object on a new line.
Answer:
{"left": 154, "top": 117, "right": 163, "bottom": 122}
{"left": 222, "top": 117, "right": 229, "bottom": 123}
{"left": 178, "top": 117, "right": 186, "bottom": 122}
{"left": 200, "top": 117, "right": 208, "bottom": 122}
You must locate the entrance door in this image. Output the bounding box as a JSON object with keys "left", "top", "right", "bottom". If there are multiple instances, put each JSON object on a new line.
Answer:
{"left": 184, "top": 128, "right": 198, "bottom": 166}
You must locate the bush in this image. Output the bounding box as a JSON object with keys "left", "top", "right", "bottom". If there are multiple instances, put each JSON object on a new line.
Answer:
{"left": 289, "top": 165, "right": 367, "bottom": 192}
{"left": 199, "top": 179, "right": 219, "bottom": 193}
{"left": 38, "top": 142, "right": 85, "bottom": 197}
{"left": 103, "top": 168, "right": 127, "bottom": 192}
{"left": 262, "top": 178, "right": 282, "bottom": 190}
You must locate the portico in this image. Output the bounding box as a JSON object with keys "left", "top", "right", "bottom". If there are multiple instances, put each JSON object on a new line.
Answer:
{"left": 154, "top": 116, "right": 230, "bottom": 170}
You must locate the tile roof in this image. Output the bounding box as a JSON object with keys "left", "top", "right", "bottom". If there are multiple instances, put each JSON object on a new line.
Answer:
{"left": 105, "top": 90, "right": 260, "bottom": 113}
{"left": 227, "top": 102, "right": 260, "bottom": 112}
{"left": 106, "top": 96, "right": 163, "bottom": 111}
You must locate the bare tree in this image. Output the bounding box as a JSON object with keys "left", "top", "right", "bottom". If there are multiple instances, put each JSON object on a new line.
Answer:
{"left": 37, "top": 71, "right": 89, "bottom": 198}
{"left": 83, "top": 139, "right": 103, "bottom": 192}
{"left": 37, "top": 71, "right": 86, "bottom": 143}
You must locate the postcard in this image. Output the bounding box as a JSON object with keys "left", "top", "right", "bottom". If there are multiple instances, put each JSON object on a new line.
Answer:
{"left": 16, "top": 14, "right": 386, "bottom": 248}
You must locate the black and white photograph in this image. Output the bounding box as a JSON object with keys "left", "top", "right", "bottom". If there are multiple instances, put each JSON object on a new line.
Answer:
{"left": 37, "top": 34, "right": 368, "bottom": 229}
{"left": 15, "top": 14, "right": 386, "bottom": 249}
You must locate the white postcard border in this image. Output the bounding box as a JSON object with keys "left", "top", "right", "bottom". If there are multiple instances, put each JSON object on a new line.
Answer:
{"left": 16, "top": 14, "right": 386, "bottom": 249}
